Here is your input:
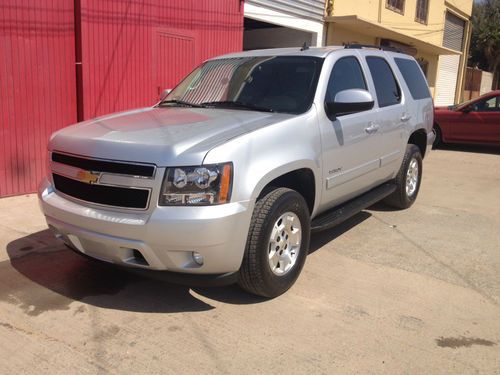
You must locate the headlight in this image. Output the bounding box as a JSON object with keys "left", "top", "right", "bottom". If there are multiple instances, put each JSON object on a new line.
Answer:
{"left": 159, "top": 163, "right": 233, "bottom": 206}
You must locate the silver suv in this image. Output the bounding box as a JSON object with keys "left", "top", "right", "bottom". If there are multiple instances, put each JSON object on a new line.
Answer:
{"left": 39, "top": 45, "right": 434, "bottom": 297}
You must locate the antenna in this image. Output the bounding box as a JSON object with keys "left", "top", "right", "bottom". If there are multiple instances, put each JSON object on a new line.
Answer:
{"left": 300, "top": 42, "right": 309, "bottom": 51}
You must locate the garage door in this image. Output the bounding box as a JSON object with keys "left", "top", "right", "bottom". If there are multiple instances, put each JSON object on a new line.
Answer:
{"left": 435, "top": 11, "right": 465, "bottom": 106}
{"left": 435, "top": 55, "right": 460, "bottom": 106}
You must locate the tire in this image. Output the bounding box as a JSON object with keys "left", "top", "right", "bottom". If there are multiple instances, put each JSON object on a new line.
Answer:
{"left": 238, "top": 188, "right": 310, "bottom": 298}
{"left": 432, "top": 124, "right": 442, "bottom": 149}
{"left": 384, "top": 144, "right": 423, "bottom": 210}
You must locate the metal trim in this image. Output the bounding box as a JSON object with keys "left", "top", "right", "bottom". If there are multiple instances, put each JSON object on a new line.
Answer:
{"left": 51, "top": 161, "right": 155, "bottom": 188}
{"left": 52, "top": 173, "right": 152, "bottom": 211}
{"left": 51, "top": 150, "right": 157, "bottom": 179}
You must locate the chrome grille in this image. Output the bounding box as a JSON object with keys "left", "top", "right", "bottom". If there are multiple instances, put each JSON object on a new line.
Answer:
{"left": 51, "top": 152, "right": 155, "bottom": 210}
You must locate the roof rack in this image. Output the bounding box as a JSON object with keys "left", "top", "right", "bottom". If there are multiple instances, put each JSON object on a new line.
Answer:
{"left": 344, "top": 43, "right": 402, "bottom": 53}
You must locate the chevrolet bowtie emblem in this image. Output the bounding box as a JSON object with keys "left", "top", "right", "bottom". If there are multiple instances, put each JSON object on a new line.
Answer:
{"left": 76, "top": 170, "right": 100, "bottom": 184}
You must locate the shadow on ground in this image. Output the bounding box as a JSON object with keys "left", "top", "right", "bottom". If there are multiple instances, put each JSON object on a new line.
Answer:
{"left": 436, "top": 143, "right": 500, "bottom": 155}
{"left": 3, "top": 212, "right": 371, "bottom": 315}
{"left": 309, "top": 211, "right": 372, "bottom": 254}
{"left": 2, "top": 230, "right": 273, "bottom": 314}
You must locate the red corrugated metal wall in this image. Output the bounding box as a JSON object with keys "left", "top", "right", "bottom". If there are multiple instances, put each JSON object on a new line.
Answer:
{"left": 0, "top": 0, "right": 77, "bottom": 197}
{"left": 0, "top": 0, "right": 243, "bottom": 197}
{"left": 79, "top": 0, "right": 244, "bottom": 119}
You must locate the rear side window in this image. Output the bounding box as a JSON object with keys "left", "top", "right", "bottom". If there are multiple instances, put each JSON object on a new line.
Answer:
{"left": 326, "top": 56, "right": 367, "bottom": 103}
{"left": 366, "top": 56, "right": 401, "bottom": 107}
{"left": 395, "top": 58, "right": 431, "bottom": 100}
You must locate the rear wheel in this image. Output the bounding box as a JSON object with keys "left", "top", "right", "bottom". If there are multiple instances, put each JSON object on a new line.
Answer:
{"left": 384, "top": 144, "right": 422, "bottom": 209}
{"left": 238, "top": 188, "right": 310, "bottom": 298}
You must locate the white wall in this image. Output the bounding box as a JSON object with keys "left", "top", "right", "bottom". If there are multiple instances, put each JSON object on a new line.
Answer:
{"left": 244, "top": 2, "right": 324, "bottom": 47}
{"left": 244, "top": 27, "right": 315, "bottom": 50}
{"left": 480, "top": 71, "right": 494, "bottom": 95}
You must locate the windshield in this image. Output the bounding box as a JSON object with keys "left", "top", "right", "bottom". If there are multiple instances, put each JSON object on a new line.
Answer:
{"left": 453, "top": 93, "right": 493, "bottom": 111}
{"left": 453, "top": 98, "right": 476, "bottom": 111}
{"left": 161, "top": 56, "right": 323, "bottom": 114}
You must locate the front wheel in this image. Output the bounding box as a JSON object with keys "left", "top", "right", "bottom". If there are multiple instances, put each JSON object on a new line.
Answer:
{"left": 384, "top": 144, "right": 423, "bottom": 209}
{"left": 238, "top": 188, "right": 310, "bottom": 298}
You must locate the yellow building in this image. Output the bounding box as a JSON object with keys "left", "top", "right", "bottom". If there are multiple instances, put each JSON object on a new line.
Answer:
{"left": 325, "top": 0, "right": 473, "bottom": 105}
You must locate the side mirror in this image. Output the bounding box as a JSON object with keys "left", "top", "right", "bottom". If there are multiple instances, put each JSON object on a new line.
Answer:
{"left": 159, "top": 89, "right": 172, "bottom": 102}
{"left": 325, "top": 89, "right": 375, "bottom": 119}
{"left": 461, "top": 106, "right": 472, "bottom": 113}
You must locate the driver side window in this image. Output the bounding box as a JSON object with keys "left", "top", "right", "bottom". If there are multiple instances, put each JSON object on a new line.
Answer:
{"left": 472, "top": 96, "right": 500, "bottom": 112}
{"left": 326, "top": 56, "right": 367, "bottom": 103}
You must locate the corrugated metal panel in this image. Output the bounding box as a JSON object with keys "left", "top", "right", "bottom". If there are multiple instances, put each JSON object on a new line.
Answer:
{"left": 246, "top": 0, "right": 325, "bottom": 22}
{"left": 0, "top": 0, "right": 77, "bottom": 197}
{"left": 435, "top": 54, "right": 460, "bottom": 106}
{"left": 443, "top": 12, "right": 465, "bottom": 52}
{"left": 154, "top": 30, "right": 196, "bottom": 95}
{"left": 80, "top": 0, "right": 244, "bottom": 119}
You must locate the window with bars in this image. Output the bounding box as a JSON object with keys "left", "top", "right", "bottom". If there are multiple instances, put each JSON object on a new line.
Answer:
{"left": 386, "top": 0, "right": 405, "bottom": 14}
{"left": 415, "top": 0, "right": 429, "bottom": 24}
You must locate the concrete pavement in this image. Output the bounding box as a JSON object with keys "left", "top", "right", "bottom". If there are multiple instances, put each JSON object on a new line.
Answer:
{"left": 0, "top": 145, "right": 499, "bottom": 374}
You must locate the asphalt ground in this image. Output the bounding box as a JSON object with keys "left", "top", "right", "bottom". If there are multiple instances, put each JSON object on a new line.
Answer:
{"left": 0, "top": 144, "right": 499, "bottom": 374}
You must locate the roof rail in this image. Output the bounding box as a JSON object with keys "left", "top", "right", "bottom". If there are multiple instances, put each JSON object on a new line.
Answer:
{"left": 344, "top": 43, "right": 403, "bottom": 53}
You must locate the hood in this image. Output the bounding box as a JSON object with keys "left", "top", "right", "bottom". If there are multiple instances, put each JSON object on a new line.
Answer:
{"left": 50, "top": 107, "right": 293, "bottom": 166}
{"left": 434, "top": 106, "right": 461, "bottom": 123}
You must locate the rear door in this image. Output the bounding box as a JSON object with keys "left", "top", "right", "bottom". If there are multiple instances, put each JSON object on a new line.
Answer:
{"left": 364, "top": 55, "right": 407, "bottom": 180}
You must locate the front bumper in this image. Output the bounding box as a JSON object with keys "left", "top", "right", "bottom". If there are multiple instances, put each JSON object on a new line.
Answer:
{"left": 38, "top": 178, "right": 254, "bottom": 275}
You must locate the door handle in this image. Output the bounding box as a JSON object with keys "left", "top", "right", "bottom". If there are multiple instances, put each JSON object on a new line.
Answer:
{"left": 401, "top": 114, "right": 412, "bottom": 122}
{"left": 365, "top": 123, "right": 379, "bottom": 134}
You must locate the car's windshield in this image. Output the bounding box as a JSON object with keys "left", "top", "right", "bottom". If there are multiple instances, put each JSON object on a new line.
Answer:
{"left": 160, "top": 56, "right": 323, "bottom": 114}
{"left": 453, "top": 98, "right": 476, "bottom": 111}
{"left": 454, "top": 94, "right": 493, "bottom": 111}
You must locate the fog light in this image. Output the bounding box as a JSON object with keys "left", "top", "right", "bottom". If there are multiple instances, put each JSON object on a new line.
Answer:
{"left": 192, "top": 251, "right": 204, "bottom": 266}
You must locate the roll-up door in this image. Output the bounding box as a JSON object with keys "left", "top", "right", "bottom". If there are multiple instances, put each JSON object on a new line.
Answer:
{"left": 246, "top": 0, "right": 325, "bottom": 22}
{"left": 443, "top": 12, "right": 465, "bottom": 52}
{"left": 435, "top": 12, "right": 465, "bottom": 105}
{"left": 435, "top": 55, "right": 460, "bottom": 106}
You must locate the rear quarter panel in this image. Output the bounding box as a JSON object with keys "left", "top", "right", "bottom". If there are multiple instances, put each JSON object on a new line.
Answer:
{"left": 386, "top": 53, "right": 434, "bottom": 138}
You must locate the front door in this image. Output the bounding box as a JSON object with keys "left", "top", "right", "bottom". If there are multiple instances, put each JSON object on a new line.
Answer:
{"left": 452, "top": 95, "right": 500, "bottom": 144}
{"left": 319, "top": 55, "right": 383, "bottom": 209}
{"left": 364, "top": 56, "right": 407, "bottom": 179}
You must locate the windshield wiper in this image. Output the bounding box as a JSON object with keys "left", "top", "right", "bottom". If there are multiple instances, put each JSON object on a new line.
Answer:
{"left": 201, "top": 101, "right": 274, "bottom": 113}
{"left": 159, "top": 100, "right": 204, "bottom": 108}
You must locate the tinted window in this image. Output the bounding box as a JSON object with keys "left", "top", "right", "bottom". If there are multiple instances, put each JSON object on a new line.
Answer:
{"left": 326, "top": 57, "right": 367, "bottom": 102}
{"left": 395, "top": 58, "right": 431, "bottom": 100}
{"left": 366, "top": 57, "right": 401, "bottom": 107}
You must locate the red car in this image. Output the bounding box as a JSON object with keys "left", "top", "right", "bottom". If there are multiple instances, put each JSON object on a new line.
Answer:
{"left": 433, "top": 90, "right": 500, "bottom": 147}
